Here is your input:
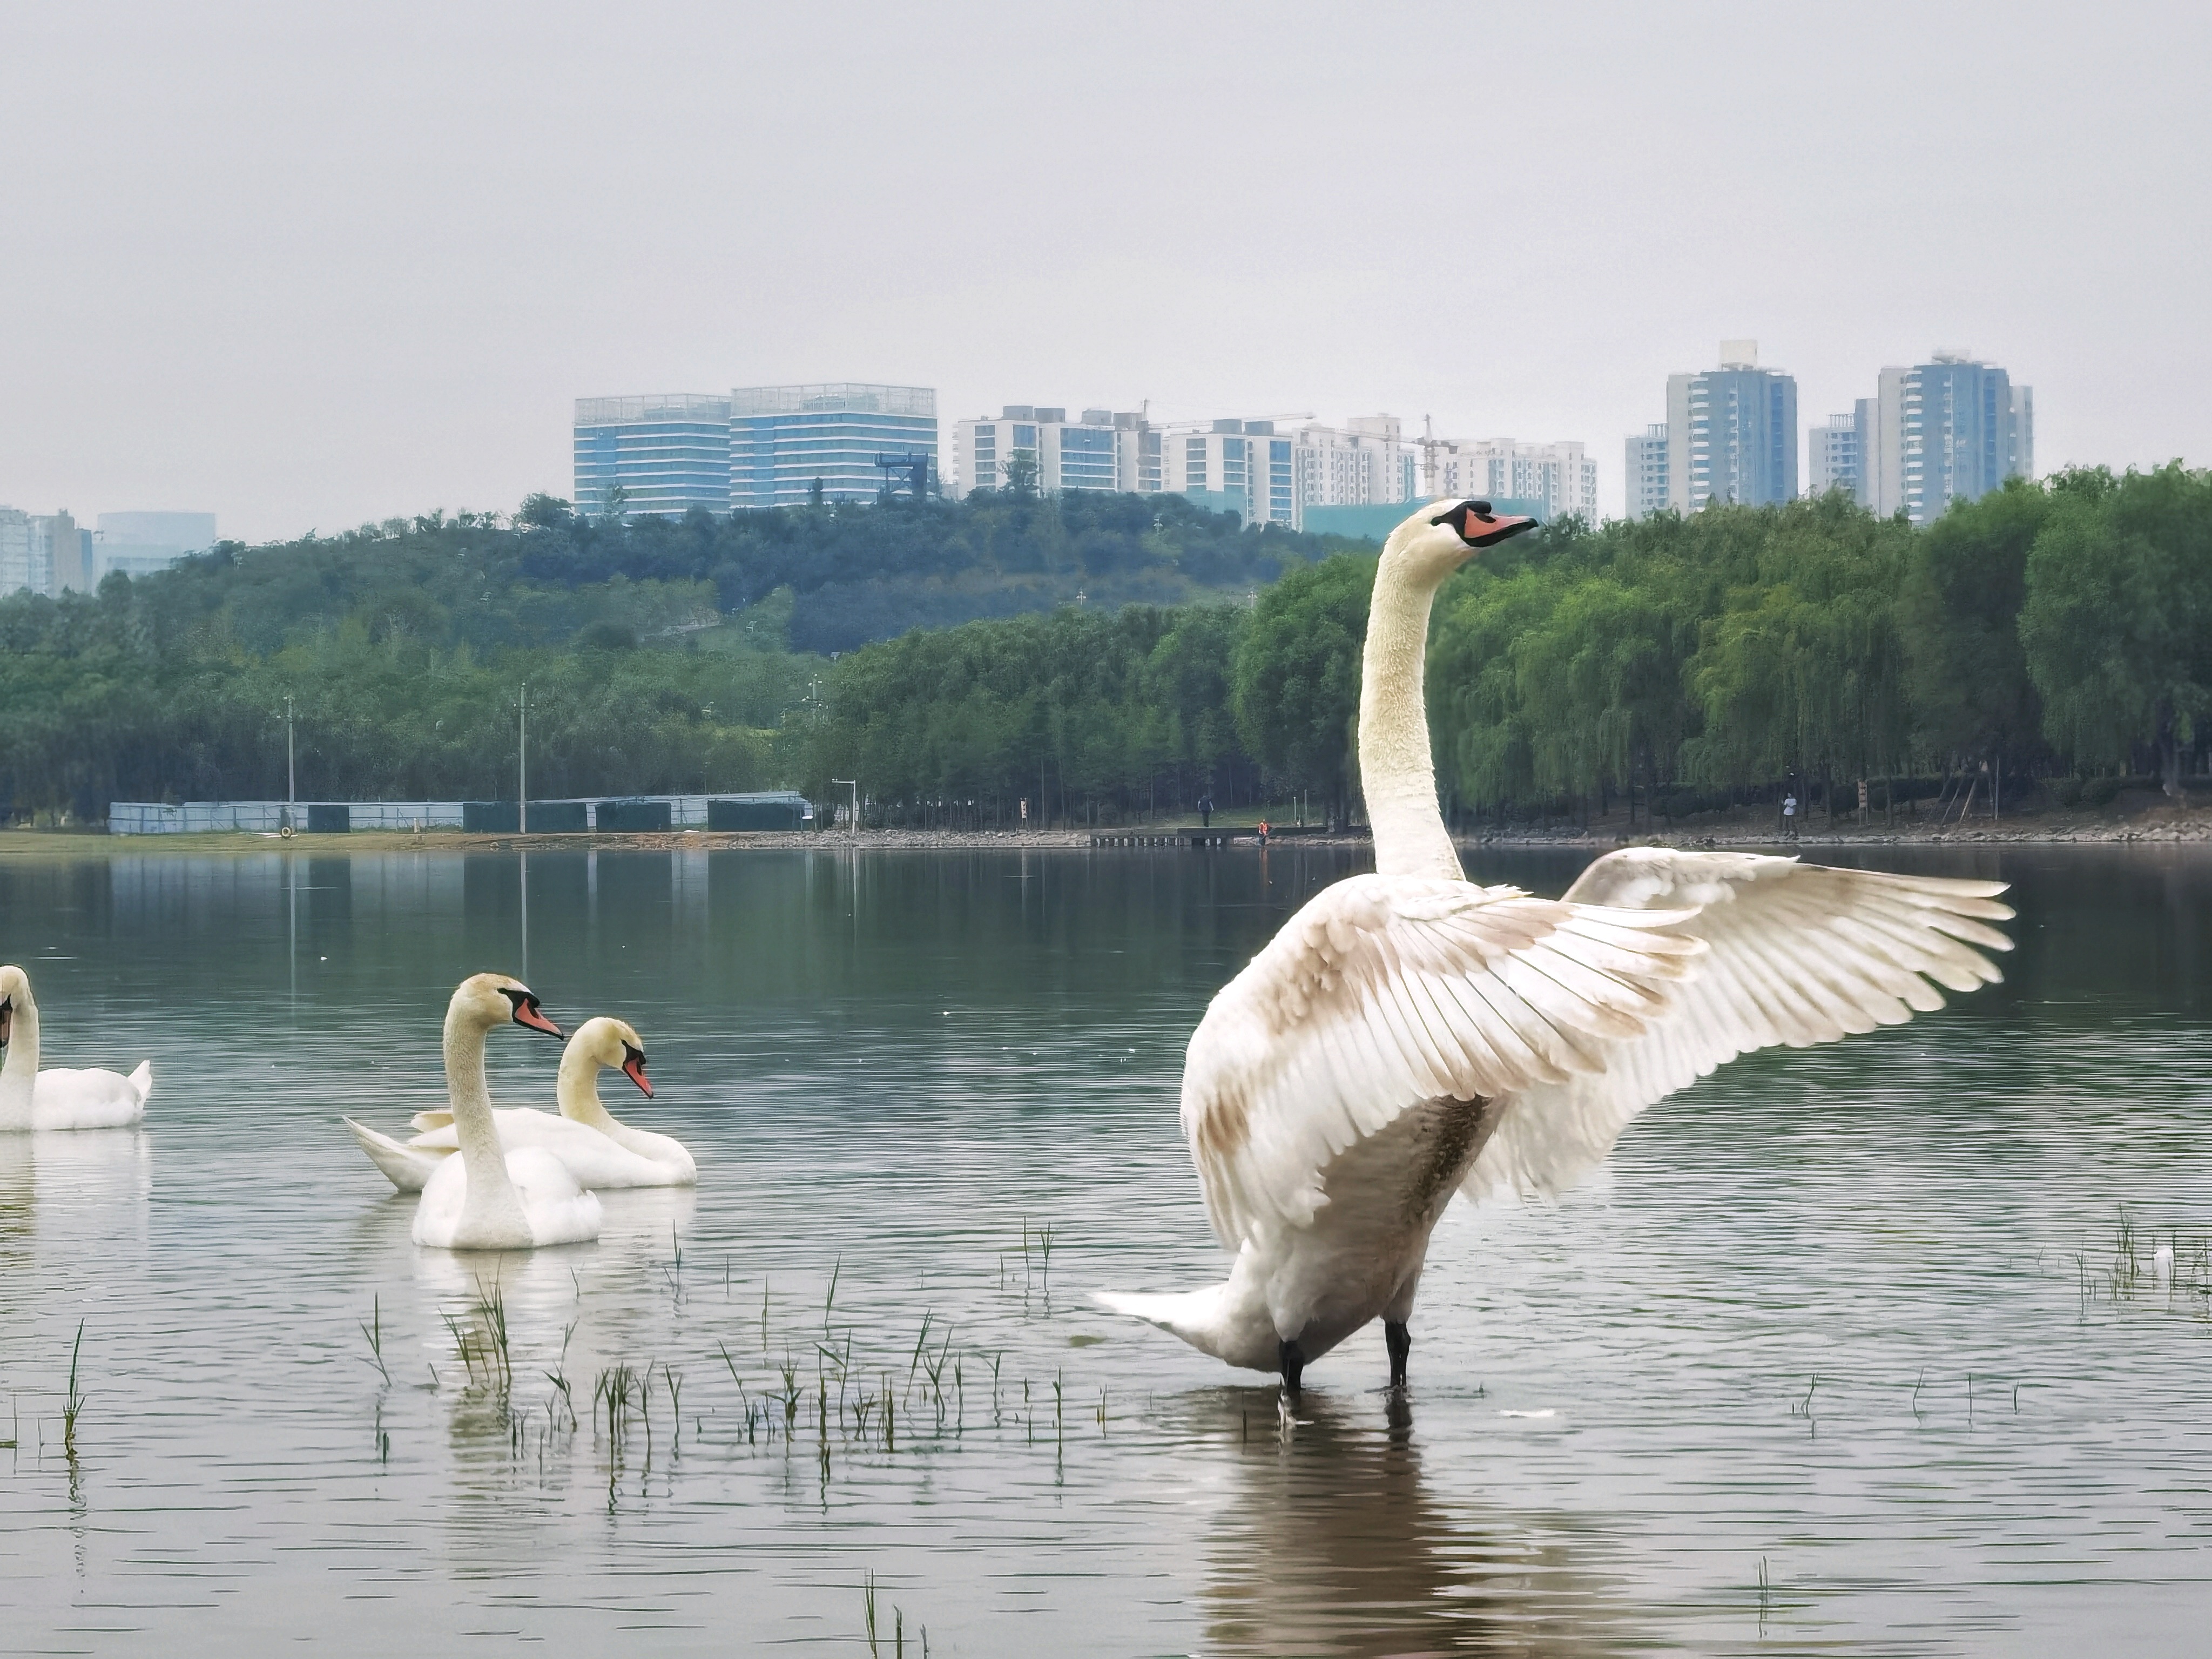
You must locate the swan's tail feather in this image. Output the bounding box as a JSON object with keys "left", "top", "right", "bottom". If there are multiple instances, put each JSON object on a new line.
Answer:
{"left": 127, "top": 1060, "right": 152, "bottom": 1105}
{"left": 343, "top": 1116, "right": 440, "bottom": 1193}
{"left": 1091, "top": 1285, "right": 1239, "bottom": 1359}
{"left": 1094, "top": 1289, "right": 1203, "bottom": 1326}
{"left": 410, "top": 1109, "right": 454, "bottom": 1132}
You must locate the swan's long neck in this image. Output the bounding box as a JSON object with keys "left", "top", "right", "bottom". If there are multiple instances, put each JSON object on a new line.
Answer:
{"left": 1358, "top": 561, "right": 1463, "bottom": 881}
{"left": 556, "top": 1044, "right": 621, "bottom": 1135}
{"left": 0, "top": 996, "right": 37, "bottom": 1130}
{"left": 442, "top": 1003, "right": 524, "bottom": 1229}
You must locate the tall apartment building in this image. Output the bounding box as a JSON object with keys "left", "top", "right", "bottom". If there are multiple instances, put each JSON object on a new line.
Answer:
{"left": 1625, "top": 423, "right": 1670, "bottom": 518}
{"left": 0, "top": 508, "right": 36, "bottom": 595}
{"left": 950, "top": 407, "right": 1159, "bottom": 498}
{"left": 1807, "top": 403, "right": 1876, "bottom": 506}
{"left": 1809, "top": 354, "right": 2033, "bottom": 524}
{"left": 730, "top": 383, "right": 938, "bottom": 510}
{"left": 0, "top": 509, "right": 96, "bottom": 596}
{"left": 1430, "top": 437, "right": 1599, "bottom": 523}
{"left": 573, "top": 394, "right": 733, "bottom": 517}
{"left": 1626, "top": 342, "right": 1799, "bottom": 515}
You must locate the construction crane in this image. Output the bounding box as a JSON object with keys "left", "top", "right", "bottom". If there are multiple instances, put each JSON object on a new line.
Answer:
{"left": 873, "top": 452, "right": 932, "bottom": 502}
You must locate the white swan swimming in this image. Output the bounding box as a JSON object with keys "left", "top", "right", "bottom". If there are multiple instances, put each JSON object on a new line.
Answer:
{"left": 0, "top": 964, "right": 153, "bottom": 1131}
{"left": 408, "top": 974, "right": 602, "bottom": 1250}
{"left": 1096, "top": 498, "right": 2015, "bottom": 1392}
{"left": 346, "top": 1016, "right": 694, "bottom": 1191}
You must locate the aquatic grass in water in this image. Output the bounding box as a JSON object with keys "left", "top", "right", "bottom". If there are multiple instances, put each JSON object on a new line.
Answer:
{"left": 61, "top": 1321, "right": 86, "bottom": 1460}
{"left": 358, "top": 1297, "right": 390, "bottom": 1386}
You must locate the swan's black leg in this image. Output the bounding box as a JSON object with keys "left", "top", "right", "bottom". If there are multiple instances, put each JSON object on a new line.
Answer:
{"left": 1385, "top": 1320, "right": 1411, "bottom": 1391}
{"left": 1278, "top": 1339, "right": 1306, "bottom": 1395}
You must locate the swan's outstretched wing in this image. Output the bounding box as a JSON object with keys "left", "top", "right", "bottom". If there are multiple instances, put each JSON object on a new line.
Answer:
{"left": 1181, "top": 873, "right": 1704, "bottom": 1246}
{"left": 1465, "top": 848, "right": 2014, "bottom": 1201}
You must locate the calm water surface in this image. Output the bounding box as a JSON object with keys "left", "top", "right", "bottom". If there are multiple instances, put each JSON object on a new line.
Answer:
{"left": 2, "top": 842, "right": 2209, "bottom": 1656}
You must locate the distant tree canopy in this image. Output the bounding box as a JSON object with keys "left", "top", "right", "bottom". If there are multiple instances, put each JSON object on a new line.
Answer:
{"left": 2, "top": 469, "right": 2209, "bottom": 826}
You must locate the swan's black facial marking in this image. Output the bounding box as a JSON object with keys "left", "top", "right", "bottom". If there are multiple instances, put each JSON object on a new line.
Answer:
{"left": 621, "top": 1042, "right": 653, "bottom": 1098}
{"left": 500, "top": 986, "right": 564, "bottom": 1038}
{"left": 0, "top": 995, "right": 11, "bottom": 1048}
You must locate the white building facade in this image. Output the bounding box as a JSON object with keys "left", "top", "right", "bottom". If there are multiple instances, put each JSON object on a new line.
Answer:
{"left": 0, "top": 509, "right": 96, "bottom": 596}
{"left": 1625, "top": 423, "right": 1670, "bottom": 518}
{"left": 1429, "top": 437, "right": 1599, "bottom": 523}
{"left": 951, "top": 407, "right": 1158, "bottom": 498}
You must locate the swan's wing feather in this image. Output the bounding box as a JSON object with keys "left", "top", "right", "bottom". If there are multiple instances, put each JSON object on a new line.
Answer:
{"left": 1180, "top": 873, "right": 1702, "bottom": 1246}
{"left": 1470, "top": 848, "right": 2013, "bottom": 1201}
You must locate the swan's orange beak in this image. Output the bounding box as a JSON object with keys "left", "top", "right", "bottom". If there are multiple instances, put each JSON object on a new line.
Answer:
{"left": 508, "top": 992, "right": 563, "bottom": 1038}
{"left": 621, "top": 1046, "right": 653, "bottom": 1098}
{"left": 1439, "top": 498, "right": 1539, "bottom": 551}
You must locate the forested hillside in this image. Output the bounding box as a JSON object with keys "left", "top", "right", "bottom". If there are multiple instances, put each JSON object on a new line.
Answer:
{"left": 0, "top": 490, "right": 1333, "bottom": 819}
{"left": 2, "top": 468, "right": 2207, "bottom": 827}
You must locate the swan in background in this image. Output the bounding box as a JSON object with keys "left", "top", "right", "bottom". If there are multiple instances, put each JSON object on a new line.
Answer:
{"left": 408, "top": 974, "right": 601, "bottom": 1250}
{"left": 1096, "top": 498, "right": 2015, "bottom": 1392}
{"left": 347, "top": 1016, "right": 693, "bottom": 1191}
{"left": 0, "top": 965, "right": 153, "bottom": 1131}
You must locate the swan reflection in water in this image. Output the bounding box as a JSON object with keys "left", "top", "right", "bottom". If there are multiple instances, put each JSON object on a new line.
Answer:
{"left": 0, "top": 1129, "right": 152, "bottom": 1269}
{"left": 1195, "top": 1390, "right": 1644, "bottom": 1658}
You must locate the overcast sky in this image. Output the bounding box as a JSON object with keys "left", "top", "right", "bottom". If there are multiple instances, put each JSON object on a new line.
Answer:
{"left": 3, "top": 1, "right": 2207, "bottom": 542}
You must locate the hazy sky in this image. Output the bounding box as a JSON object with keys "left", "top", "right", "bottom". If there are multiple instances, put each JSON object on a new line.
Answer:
{"left": 4, "top": 1, "right": 2207, "bottom": 542}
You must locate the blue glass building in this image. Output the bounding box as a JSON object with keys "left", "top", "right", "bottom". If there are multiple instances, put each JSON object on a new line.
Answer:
{"left": 573, "top": 394, "right": 733, "bottom": 517}
{"left": 729, "top": 384, "right": 938, "bottom": 508}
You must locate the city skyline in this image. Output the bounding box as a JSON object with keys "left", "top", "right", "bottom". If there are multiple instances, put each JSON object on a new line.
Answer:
{"left": 3, "top": 4, "right": 2206, "bottom": 542}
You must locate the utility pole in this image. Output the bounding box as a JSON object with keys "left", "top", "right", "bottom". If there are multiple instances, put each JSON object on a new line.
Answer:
{"left": 285, "top": 694, "right": 295, "bottom": 820}
{"left": 518, "top": 683, "right": 528, "bottom": 835}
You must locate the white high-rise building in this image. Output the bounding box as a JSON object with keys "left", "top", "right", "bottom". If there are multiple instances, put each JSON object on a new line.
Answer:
{"left": 1430, "top": 437, "right": 1599, "bottom": 523}
{"left": 1625, "top": 424, "right": 1669, "bottom": 518}
{"left": 1157, "top": 415, "right": 1416, "bottom": 529}
{"left": 0, "top": 508, "right": 35, "bottom": 596}
{"left": 0, "top": 509, "right": 93, "bottom": 596}
{"left": 956, "top": 405, "right": 1415, "bottom": 529}
{"left": 1807, "top": 402, "right": 1877, "bottom": 507}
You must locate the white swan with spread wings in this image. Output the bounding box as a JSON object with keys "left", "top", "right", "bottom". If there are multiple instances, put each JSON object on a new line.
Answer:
{"left": 1096, "top": 498, "right": 2013, "bottom": 1392}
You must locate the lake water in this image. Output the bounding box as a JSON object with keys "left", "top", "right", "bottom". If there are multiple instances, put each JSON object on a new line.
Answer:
{"left": 1, "top": 842, "right": 2209, "bottom": 1656}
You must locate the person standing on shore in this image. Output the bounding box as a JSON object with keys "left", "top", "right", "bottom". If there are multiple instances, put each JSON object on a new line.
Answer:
{"left": 1199, "top": 793, "right": 1214, "bottom": 828}
{"left": 1783, "top": 792, "right": 1799, "bottom": 838}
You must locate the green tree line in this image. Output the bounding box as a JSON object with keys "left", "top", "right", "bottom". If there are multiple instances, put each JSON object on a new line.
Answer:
{"left": 808, "top": 466, "right": 2212, "bottom": 826}
{"left": 2, "top": 467, "right": 2206, "bottom": 826}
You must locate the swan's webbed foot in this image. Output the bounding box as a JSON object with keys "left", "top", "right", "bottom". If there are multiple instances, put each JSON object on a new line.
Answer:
{"left": 1278, "top": 1338, "right": 1306, "bottom": 1395}
{"left": 1385, "top": 1320, "right": 1411, "bottom": 1391}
